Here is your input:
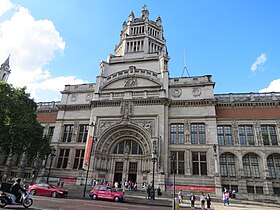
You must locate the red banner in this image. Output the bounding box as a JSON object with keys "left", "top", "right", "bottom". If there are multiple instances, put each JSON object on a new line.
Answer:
{"left": 84, "top": 135, "right": 93, "bottom": 165}
{"left": 59, "top": 178, "right": 77, "bottom": 183}
{"left": 169, "top": 185, "right": 215, "bottom": 192}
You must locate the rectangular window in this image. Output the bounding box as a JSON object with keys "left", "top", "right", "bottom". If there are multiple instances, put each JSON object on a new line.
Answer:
{"left": 255, "top": 186, "right": 263, "bottom": 194}
{"left": 115, "top": 162, "right": 123, "bottom": 173}
{"left": 57, "top": 149, "right": 70, "bottom": 169}
{"left": 261, "top": 125, "right": 278, "bottom": 146}
{"left": 273, "top": 187, "right": 280, "bottom": 196}
{"left": 62, "top": 125, "right": 74, "bottom": 142}
{"left": 48, "top": 126, "right": 55, "bottom": 140}
{"left": 247, "top": 186, "right": 255, "bottom": 193}
{"left": 73, "top": 149, "right": 85, "bottom": 169}
{"left": 239, "top": 125, "right": 254, "bottom": 146}
{"left": 217, "top": 125, "right": 233, "bottom": 145}
{"left": 78, "top": 124, "right": 89, "bottom": 143}
{"left": 192, "top": 152, "right": 207, "bottom": 175}
{"left": 170, "top": 151, "right": 185, "bottom": 175}
{"left": 170, "top": 124, "right": 184, "bottom": 144}
{"left": 191, "top": 124, "right": 206, "bottom": 144}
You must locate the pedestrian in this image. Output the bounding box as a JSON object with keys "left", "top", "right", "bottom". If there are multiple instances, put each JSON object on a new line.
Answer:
{"left": 114, "top": 181, "right": 119, "bottom": 191}
{"left": 200, "top": 192, "right": 206, "bottom": 210}
{"left": 206, "top": 194, "right": 211, "bottom": 210}
{"left": 232, "top": 189, "right": 236, "bottom": 199}
{"left": 178, "top": 190, "right": 183, "bottom": 203}
{"left": 225, "top": 191, "right": 230, "bottom": 206}
{"left": 147, "top": 184, "right": 151, "bottom": 199}
{"left": 223, "top": 192, "right": 227, "bottom": 206}
{"left": 157, "top": 187, "right": 162, "bottom": 197}
{"left": 190, "top": 193, "right": 196, "bottom": 209}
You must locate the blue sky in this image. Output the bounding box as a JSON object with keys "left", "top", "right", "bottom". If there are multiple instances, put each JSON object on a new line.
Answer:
{"left": 1, "top": 0, "right": 279, "bottom": 102}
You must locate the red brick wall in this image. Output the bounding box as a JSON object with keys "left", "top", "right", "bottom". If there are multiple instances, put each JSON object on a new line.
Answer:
{"left": 37, "top": 112, "right": 58, "bottom": 123}
{"left": 216, "top": 107, "right": 280, "bottom": 119}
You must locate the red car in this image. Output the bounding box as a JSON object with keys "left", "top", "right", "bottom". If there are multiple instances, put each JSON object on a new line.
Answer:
{"left": 28, "top": 183, "right": 68, "bottom": 198}
{"left": 89, "top": 185, "right": 125, "bottom": 202}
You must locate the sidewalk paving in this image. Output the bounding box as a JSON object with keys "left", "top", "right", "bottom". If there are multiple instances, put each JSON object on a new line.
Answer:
{"left": 67, "top": 187, "right": 280, "bottom": 210}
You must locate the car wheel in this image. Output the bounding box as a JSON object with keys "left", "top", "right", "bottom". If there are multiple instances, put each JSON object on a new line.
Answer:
{"left": 114, "top": 196, "right": 120, "bottom": 202}
{"left": 92, "top": 194, "right": 97, "bottom": 200}
{"left": 51, "top": 192, "right": 57, "bottom": 198}
{"left": 30, "top": 189, "right": 36, "bottom": 195}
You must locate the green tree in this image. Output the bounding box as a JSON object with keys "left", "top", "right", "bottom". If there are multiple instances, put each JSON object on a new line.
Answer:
{"left": 0, "top": 82, "right": 50, "bottom": 161}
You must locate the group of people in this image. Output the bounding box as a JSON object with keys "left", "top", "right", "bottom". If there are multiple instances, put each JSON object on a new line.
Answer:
{"left": 178, "top": 190, "right": 211, "bottom": 210}
{"left": 144, "top": 183, "right": 162, "bottom": 200}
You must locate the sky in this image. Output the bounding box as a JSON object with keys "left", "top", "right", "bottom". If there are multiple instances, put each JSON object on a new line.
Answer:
{"left": 0, "top": 0, "right": 280, "bottom": 102}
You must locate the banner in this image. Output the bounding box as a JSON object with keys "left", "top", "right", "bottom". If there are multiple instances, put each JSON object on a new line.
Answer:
{"left": 84, "top": 135, "right": 93, "bottom": 166}
{"left": 167, "top": 185, "right": 215, "bottom": 192}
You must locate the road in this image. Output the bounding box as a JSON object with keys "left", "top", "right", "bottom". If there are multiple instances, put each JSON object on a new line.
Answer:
{"left": 3, "top": 196, "right": 172, "bottom": 210}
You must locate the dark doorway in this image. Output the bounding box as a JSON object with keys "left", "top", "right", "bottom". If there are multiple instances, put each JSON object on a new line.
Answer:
{"left": 114, "top": 162, "right": 123, "bottom": 188}
{"left": 128, "top": 162, "right": 137, "bottom": 183}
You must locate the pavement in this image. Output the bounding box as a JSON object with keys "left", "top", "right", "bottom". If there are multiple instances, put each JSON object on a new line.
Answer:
{"left": 68, "top": 188, "right": 280, "bottom": 210}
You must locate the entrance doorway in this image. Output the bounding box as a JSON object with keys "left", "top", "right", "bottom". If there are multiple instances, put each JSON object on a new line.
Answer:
{"left": 114, "top": 162, "right": 123, "bottom": 188}
{"left": 128, "top": 162, "right": 137, "bottom": 183}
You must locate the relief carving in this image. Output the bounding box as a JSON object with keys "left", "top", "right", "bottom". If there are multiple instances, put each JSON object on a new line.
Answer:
{"left": 99, "top": 121, "right": 118, "bottom": 134}
{"left": 192, "top": 88, "right": 202, "bottom": 97}
{"left": 85, "top": 93, "right": 93, "bottom": 101}
{"left": 71, "top": 94, "right": 78, "bottom": 102}
{"left": 133, "top": 119, "right": 153, "bottom": 134}
{"left": 231, "top": 120, "right": 239, "bottom": 145}
{"left": 172, "top": 89, "right": 182, "bottom": 97}
{"left": 124, "top": 77, "right": 137, "bottom": 87}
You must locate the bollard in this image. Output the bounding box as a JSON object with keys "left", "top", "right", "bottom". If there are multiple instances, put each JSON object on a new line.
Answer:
{"left": 172, "top": 197, "right": 180, "bottom": 210}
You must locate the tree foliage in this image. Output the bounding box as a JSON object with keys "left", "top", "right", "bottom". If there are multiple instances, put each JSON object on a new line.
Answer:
{"left": 0, "top": 82, "right": 51, "bottom": 161}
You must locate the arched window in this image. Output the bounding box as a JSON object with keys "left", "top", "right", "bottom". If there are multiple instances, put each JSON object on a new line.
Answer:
{"left": 113, "top": 139, "right": 143, "bottom": 155}
{"left": 267, "top": 154, "right": 280, "bottom": 179}
{"left": 243, "top": 153, "right": 260, "bottom": 178}
{"left": 220, "top": 153, "right": 236, "bottom": 177}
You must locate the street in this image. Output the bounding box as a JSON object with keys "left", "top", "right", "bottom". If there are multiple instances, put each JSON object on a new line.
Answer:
{"left": 3, "top": 195, "right": 171, "bottom": 210}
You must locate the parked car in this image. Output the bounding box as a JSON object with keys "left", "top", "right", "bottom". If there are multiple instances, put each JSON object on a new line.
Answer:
{"left": 28, "top": 183, "right": 68, "bottom": 198}
{"left": 89, "top": 185, "right": 125, "bottom": 202}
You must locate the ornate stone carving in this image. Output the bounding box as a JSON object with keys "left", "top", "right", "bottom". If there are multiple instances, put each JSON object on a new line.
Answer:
{"left": 254, "top": 120, "right": 262, "bottom": 145}
{"left": 85, "top": 93, "right": 93, "bottom": 101}
{"left": 120, "top": 102, "right": 133, "bottom": 120}
{"left": 99, "top": 120, "right": 118, "bottom": 135}
{"left": 192, "top": 88, "right": 202, "bottom": 97}
{"left": 133, "top": 119, "right": 153, "bottom": 134}
{"left": 70, "top": 94, "right": 78, "bottom": 102}
{"left": 124, "top": 77, "right": 137, "bottom": 87}
{"left": 231, "top": 120, "right": 239, "bottom": 145}
{"left": 184, "top": 118, "right": 191, "bottom": 143}
{"left": 172, "top": 89, "right": 182, "bottom": 97}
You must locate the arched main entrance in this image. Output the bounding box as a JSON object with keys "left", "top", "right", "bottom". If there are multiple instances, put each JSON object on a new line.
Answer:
{"left": 112, "top": 139, "right": 143, "bottom": 184}
{"left": 93, "top": 122, "right": 153, "bottom": 186}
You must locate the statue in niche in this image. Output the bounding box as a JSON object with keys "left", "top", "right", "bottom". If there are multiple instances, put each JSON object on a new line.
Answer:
{"left": 124, "top": 143, "right": 130, "bottom": 155}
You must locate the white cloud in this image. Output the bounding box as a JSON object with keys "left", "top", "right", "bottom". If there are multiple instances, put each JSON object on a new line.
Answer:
{"left": 0, "top": 0, "right": 13, "bottom": 16}
{"left": 259, "top": 79, "right": 280, "bottom": 93}
{"left": 0, "top": 1, "right": 87, "bottom": 101}
{"left": 250, "top": 53, "right": 267, "bottom": 72}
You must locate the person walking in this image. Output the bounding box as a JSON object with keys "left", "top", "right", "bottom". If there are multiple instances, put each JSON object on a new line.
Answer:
{"left": 200, "top": 192, "right": 206, "bottom": 210}
{"left": 146, "top": 184, "right": 151, "bottom": 199}
{"left": 206, "top": 194, "right": 211, "bottom": 210}
{"left": 190, "top": 193, "right": 196, "bottom": 209}
{"left": 178, "top": 190, "right": 183, "bottom": 203}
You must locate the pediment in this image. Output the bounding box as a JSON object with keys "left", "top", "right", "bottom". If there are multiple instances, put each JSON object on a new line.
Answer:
{"left": 101, "top": 75, "right": 162, "bottom": 90}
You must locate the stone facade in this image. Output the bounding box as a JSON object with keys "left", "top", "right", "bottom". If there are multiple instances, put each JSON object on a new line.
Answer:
{"left": 1, "top": 7, "right": 280, "bottom": 201}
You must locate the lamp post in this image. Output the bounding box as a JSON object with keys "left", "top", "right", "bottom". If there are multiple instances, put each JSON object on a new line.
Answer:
{"left": 83, "top": 122, "right": 95, "bottom": 197}
{"left": 46, "top": 147, "right": 56, "bottom": 183}
{"left": 169, "top": 155, "right": 176, "bottom": 210}
{"left": 151, "top": 150, "right": 157, "bottom": 200}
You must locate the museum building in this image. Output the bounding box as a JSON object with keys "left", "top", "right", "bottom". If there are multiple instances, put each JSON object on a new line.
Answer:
{"left": 1, "top": 6, "right": 280, "bottom": 200}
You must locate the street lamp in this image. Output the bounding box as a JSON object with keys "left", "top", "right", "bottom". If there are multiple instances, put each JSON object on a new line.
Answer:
{"left": 46, "top": 147, "right": 56, "bottom": 183}
{"left": 169, "top": 155, "right": 176, "bottom": 210}
{"left": 83, "top": 122, "right": 95, "bottom": 197}
{"left": 151, "top": 150, "right": 157, "bottom": 200}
